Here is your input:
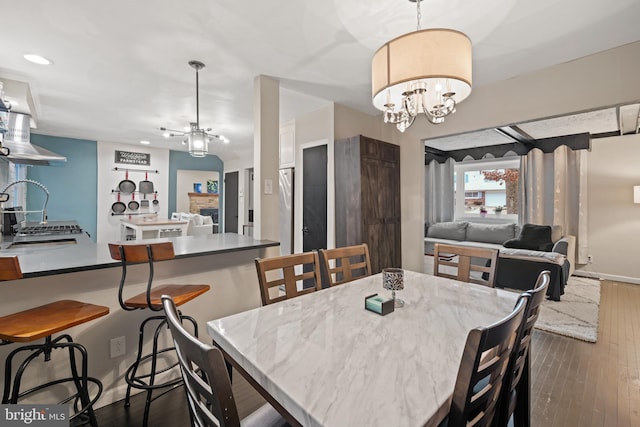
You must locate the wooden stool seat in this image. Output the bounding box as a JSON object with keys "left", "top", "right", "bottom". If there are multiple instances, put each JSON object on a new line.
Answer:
{"left": 124, "top": 284, "right": 210, "bottom": 310}
{"left": 0, "top": 300, "right": 109, "bottom": 343}
{"left": 0, "top": 257, "right": 108, "bottom": 427}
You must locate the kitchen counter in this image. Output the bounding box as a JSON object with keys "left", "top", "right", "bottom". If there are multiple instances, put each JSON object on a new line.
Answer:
{"left": 0, "top": 232, "right": 279, "bottom": 278}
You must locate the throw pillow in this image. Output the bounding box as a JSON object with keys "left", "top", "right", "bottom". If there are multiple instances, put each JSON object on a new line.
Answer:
{"left": 503, "top": 224, "right": 554, "bottom": 251}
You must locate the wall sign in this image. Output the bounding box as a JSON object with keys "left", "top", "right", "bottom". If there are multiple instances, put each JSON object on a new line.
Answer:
{"left": 115, "top": 150, "right": 150, "bottom": 166}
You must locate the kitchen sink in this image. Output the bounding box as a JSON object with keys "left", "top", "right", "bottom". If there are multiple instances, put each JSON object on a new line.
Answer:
{"left": 7, "top": 238, "right": 77, "bottom": 248}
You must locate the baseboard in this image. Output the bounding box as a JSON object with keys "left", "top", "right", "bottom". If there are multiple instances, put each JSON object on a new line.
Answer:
{"left": 573, "top": 270, "right": 640, "bottom": 285}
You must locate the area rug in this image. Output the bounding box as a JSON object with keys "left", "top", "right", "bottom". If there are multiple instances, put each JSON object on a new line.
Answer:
{"left": 535, "top": 276, "right": 601, "bottom": 343}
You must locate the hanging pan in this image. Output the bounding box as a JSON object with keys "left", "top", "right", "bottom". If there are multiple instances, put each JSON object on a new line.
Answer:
{"left": 128, "top": 192, "right": 140, "bottom": 211}
{"left": 152, "top": 192, "right": 159, "bottom": 206}
{"left": 139, "top": 171, "right": 154, "bottom": 195}
{"left": 112, "top": 192, "right": 126, "bottom": 214}
{"left": 118, "top": 170, "right": 136, "bottom": 194}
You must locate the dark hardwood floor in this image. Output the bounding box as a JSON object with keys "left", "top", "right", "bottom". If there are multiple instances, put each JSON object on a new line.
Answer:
{"left": 95, "top": 371, "right": 266, "bottom": 426}
{"left": 530, "top": 279, "right": 640, "bottom": 427}
{"left": 95, "top": 279, "right": 640, "bottom": 427}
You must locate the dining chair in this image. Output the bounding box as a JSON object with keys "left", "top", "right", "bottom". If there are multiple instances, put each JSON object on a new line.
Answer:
{"left": 255, "top": 251, "right": 322, "bottom": 305}
{"left": 445, "top": 296, "right": 527, "bottom": 427}
{"left": 161, "top": 295, "right": 287, "bottom": 427}
{"left": 318, "top": 243, "right": 371, "bottom": 287}
{"left": 433, "top": 243, "right": 499, "bottom": 287}
{"left": 108, "top": 241, "right": 210, "bottom": 427}
{"left": 495, "top": 270, "right": 550, "bottom": 427}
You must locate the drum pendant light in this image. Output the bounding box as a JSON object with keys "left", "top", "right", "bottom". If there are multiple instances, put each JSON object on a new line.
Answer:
{"left": 371, "top": 0, "right": 472, "bottom": 132}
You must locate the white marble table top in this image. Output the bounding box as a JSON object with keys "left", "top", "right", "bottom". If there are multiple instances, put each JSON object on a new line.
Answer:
{"left": 207, "top": 270, "right": 519, "bottom": 427}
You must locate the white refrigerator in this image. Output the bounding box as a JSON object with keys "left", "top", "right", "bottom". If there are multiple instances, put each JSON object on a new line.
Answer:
{"left": 279, "top": 168, "right": 294, "bottom": 255}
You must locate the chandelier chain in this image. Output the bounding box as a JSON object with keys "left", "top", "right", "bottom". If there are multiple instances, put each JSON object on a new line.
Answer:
{"left": 416, "top": 0, "right": 422, "bottom": 31}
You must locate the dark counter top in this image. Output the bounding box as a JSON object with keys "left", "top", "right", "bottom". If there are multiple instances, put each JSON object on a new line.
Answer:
{"left": 0, "top": 233, "right": 279, "bottom": 278}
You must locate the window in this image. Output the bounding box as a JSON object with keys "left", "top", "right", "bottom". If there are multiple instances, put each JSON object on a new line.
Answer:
{"left": 453, "top": 158, "right": 519, "bottom": 221}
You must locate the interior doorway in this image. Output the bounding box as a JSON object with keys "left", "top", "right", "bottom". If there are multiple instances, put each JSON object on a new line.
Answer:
{"left": 224, "top": 171, "right": 239, "bottom": 233}
{"left": 302, "top": 144, "right": 327, "bottom": 253}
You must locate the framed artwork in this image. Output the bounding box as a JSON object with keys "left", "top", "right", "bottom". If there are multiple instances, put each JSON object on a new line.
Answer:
{"left": 207, "top": 179, "right": 218, "bottom": 194}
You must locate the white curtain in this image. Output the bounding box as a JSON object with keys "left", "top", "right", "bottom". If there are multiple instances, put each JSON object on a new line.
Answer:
{"left": 424, "top": 158, "right": 455, "bottom": 225}
{"left": 519, "top": 146, "right": 588, "bottom": 264}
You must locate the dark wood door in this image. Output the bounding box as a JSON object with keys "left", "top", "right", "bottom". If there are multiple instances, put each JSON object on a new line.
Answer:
{"left": 302, "top": 145, "right": 327, "bottom": 253}
{"left": 334, "top": 135, "right": 401, "bottom": 274}
{"left": 224, "top": 171, "right": 239, "bottom": 233}
{"left": 360, "top": 137, "right": 401, "bottom": 273}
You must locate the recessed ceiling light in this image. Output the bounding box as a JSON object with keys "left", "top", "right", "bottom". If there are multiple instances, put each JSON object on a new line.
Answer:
{"left": 140, "top": 140, "right": 150, "bottom": 145}
{"left": 23, "top": 54, "right": 52, "bottom": 65}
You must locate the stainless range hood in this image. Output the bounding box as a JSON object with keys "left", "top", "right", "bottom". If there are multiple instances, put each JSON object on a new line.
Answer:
{"left": 1, "top": 112, "right": 67, "bottom": 166}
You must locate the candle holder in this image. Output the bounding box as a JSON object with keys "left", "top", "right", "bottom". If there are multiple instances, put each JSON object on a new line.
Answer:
{"left": 383, "top": 268, "right": 404, "bottom": 308}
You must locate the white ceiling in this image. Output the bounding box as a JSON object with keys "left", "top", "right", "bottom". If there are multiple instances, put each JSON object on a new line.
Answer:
{"left": 1, "top": 0, "right": 640, "bottom": 161}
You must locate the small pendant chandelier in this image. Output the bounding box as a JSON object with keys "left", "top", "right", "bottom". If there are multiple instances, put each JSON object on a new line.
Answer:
{"left": 160, "top": 60, "right": 229, "bottom": 157}
{"left": 371, "top": 0, "right": 473, "bottom": 132}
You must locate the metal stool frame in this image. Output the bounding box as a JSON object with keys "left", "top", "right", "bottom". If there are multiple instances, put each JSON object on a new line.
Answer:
{"left": 1, "top": 334, "right": 103, "bottom": 426}
{"left": 111, "top": 243, "right": 207, "bottom": 427}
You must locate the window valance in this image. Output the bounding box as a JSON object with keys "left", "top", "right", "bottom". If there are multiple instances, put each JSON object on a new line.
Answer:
{"left": 425, "top": 132, "right": 591, "bottom": 164}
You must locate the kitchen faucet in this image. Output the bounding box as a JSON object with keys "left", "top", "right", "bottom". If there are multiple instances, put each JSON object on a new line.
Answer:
{"left": 0, "top": 179, "right": 49, "bottom": 224}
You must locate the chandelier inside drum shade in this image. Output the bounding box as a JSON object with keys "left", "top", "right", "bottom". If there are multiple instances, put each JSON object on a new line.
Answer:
{"left": 371, "top": 0, "right": 472, "bottom": 132}
{"left": 160, "top": 60, "right": 229, "bottom": 157}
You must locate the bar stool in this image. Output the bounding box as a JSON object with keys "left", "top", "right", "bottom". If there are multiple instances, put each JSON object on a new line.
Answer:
{"left": 108, "top": 241, "right": 210, "bottom": 427}
{"left": 0, "top": 256, "right": 109, "bottom": 426}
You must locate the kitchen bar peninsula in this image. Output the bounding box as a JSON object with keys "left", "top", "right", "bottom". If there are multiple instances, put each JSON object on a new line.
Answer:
{"left": 0, "top": 232, "right": 279, "bottom": 409}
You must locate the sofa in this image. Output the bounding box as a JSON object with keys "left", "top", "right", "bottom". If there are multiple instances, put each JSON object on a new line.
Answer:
{"left": 424, "top": 221, "right": 576, "bottom": 300}
{"left": 171, "top": 212, "right": 214, "bottom": 236}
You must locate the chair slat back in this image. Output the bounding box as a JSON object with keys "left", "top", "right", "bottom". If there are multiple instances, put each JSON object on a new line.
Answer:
{"left": 448, "top": 297, "right": 527, "bottom": 427}
{"left": 0, "top": 257, "right": 22, "bottom": 281}
{"left": 433, "top": 243, "right": 499, "bottom": 287}
{"left": 162, "top": 296, "right": 240, "bottom": 427}
{"left": 497, "top": 270, "right": 550, "bottom": 427}
{"left": 319, "top": 244, "right": 371, "bottom": 287}
{"left": 255, "top": 252, "right": 322, "bottom": 305}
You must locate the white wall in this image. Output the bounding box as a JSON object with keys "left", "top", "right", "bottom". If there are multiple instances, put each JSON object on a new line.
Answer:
{"left": 175, "top": 169, "right": 219, "bottom": 213}
{"left": 581, "top": 134, "right": 640, "bottom": 283}
{"left": 224, "top": 157, "right": 254, "bottom": 233}
{"left": 293, "top": 105, "right": 335, "bottom": 254}
{"left": 96, "top": 141, "right": 169, "bottom": 243}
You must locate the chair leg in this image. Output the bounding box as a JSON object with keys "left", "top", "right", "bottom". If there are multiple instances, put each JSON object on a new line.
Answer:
{"left": 514, "top": 352, "right": 531, "bottom": 427}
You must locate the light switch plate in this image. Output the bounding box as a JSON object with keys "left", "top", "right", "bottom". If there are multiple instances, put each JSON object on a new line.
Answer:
{"left": 264, "top": 179, "right": 273, "bottom": 194}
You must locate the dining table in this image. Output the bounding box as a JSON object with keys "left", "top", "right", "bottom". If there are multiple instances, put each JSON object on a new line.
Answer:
{"left": 206, "top": 270, "right": 520, "bottom": 427}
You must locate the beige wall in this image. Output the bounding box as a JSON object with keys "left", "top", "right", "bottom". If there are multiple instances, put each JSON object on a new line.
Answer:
{"left": 411, "top": 41, "right": 640, "bottom": 283}
{"left": 253, "top": 75, "right": 280, "bottom": 248}
{"left": 411, "top": 41, "right": 640, "bottom": 140}
{"left": 0, "top": 249, "right": 268, "bottom": 409}
{"left": 333, "top": 104, "right": 425, "bottom": 273}
{"left": 583, "top": 134, "right": 640, "bottom": 283}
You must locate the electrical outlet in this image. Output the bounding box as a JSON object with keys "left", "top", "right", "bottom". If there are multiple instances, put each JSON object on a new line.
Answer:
{"left": 587, "top": 255, "right": 593, "bottom": 263}
{"left": 109, "top": 336, "right": 126, "bottom": 358}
